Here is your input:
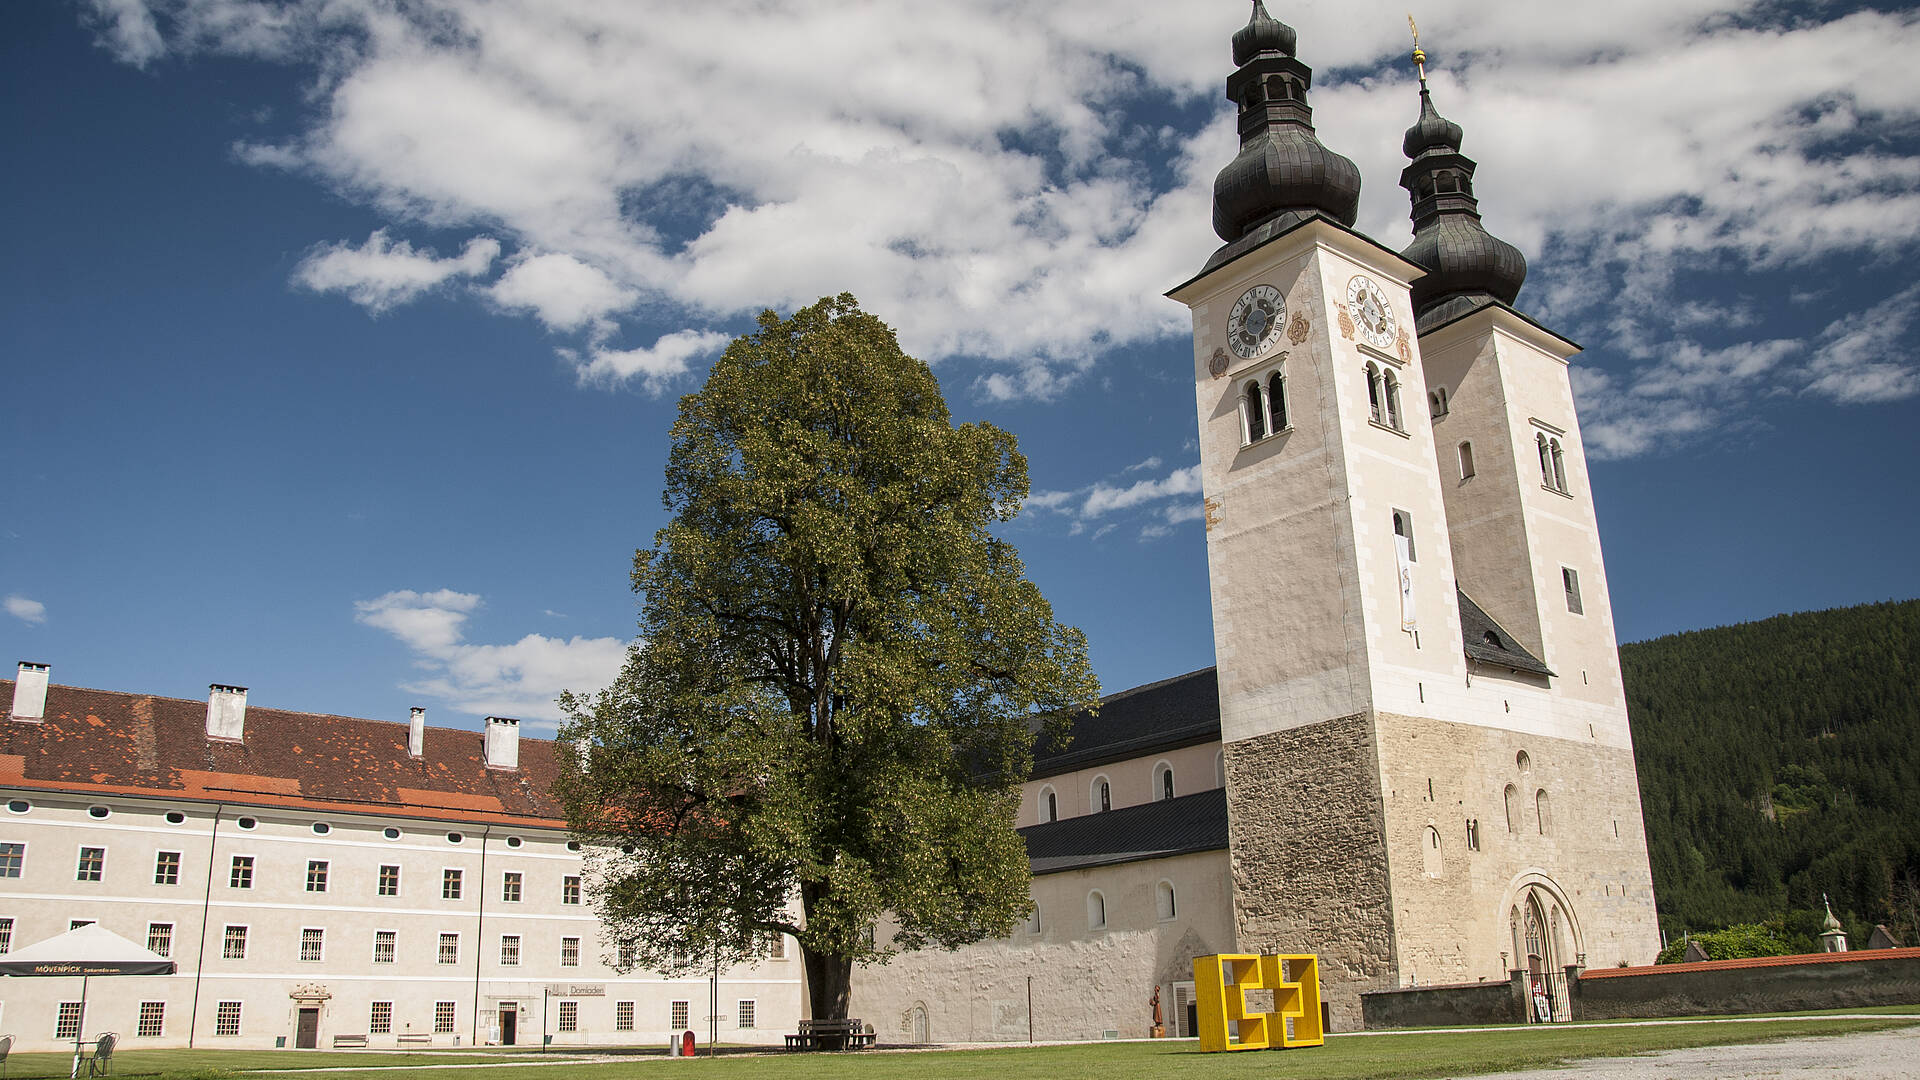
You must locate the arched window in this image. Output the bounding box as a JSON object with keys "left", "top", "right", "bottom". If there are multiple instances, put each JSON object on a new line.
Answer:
{"left": 1503, "top": 784, "right": 1518, "bottom": 833}
{"left": 1087, "top": 890, "right": 1107, "bottom": 930}
{"left": 1242, "top": 380, "right": 1267, "bottom": 443}
{"left": 1026, "top": 899, "right": 1042, "bottom": 935}
{"left": 1093, "top": 776, "right": 1111, "bottom": 813}
{"left": 1422, "top": 826, "right": 1443, "bottom": 878}
{"left": 1155, "top": 762, "right": 1176, "bottom": 801}
{"left": 1039, "top": 785, "right": 1057, "bottom": 824}
{"left": 1384, "top": 370, "right": 1403, "bottom": 430}
{"left": 1267, "top": 370, "right": 1288, "bottom": 431}
{"left": 1536, "top": 789, "right": 1553, "bottom": 836}
{"left": 1366, "top": 362, "right": 1383, "bottom": 423}
{"left": 1458, "top": 441, "right": 1475, "bottom": 479}
{"left": 1392, "top": 509, "right": 1416, "bottom": 562}
{"left": 1550, "top": 439, "right": 1568, "bottom": 492}
{"left": 1516, "top": 750, "right": 1531, "bottom": 774}
{"left": 1430, "top": 387, "right": 1449, "bottom": 417}
{"left": 1537, "top": 433, "right": 1553, "bottom": 487}
{"left": 1156, "top": 880, "right": 1177, "bottom": 921}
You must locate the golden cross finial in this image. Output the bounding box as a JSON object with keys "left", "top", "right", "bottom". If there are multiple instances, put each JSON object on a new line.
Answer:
{"left": 1408, "top": 14, "right": 1428, "bottom": 87}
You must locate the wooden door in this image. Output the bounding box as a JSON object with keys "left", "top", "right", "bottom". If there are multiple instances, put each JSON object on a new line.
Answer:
{"left": 295, "top": 1008, "right": 319, "bottom": 1049}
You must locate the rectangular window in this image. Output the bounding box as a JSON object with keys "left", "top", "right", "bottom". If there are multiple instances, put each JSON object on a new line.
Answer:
{"left": 562, "top": 875, "right": 581, "bottom": 905}
{"left": 215, "top": 1001, "right": 242, "bottom": 1037}
{"left": 736, "top": 1000, "right": 756, "bottom": 1029}
{"left": 373, "top": 929, "right": 396, "bottom": 964}
{"left": 557, "top": 1001, "right": 578, "bottom": 1032}
{"left": 154, "top": 850, "right": 181, "bottom": 886}
{"left": 370, "top": 1001, "right": 393, "bottom": 1035}
{"left": 0, "top": 915, "right": 13, "bottom": 953}
{"left": 76, "top": 846, "right": 105, "bottom": 881}
{"left": 57, "top": 1002, "right": 85, "bottom": 1041}
{"left": 500, "top": 934, "right": 520, "bottom": 966}
{"left": 501, "top": 871, "right": 521, "bottom": 902}
{"left": 301, "top": 927, "right": 325, "bottom": 962}
{"left": 306, "top": 860, "right": 329, "bottom": 892}
{"left": 438, "top": 932, "right": 459, "bottom": 965}
{"left": 223, "top": 924, "right": 247, "bottom": 960}
{"left": 1563, "top": 567, "right": 1584, "bottom": 614}
{"left": 147, "top": 922, "right": 173, "bottom": 958}
{"left": 0, "top": 841, "right": 22, "bottom": 877}
{"left": 671, "top": 1001, "right": 689, "bottom": 1031}
{"left": 434, "top": 1001, "right": 456, "bottom": 1034}
{"left": 379, "top": 864, "right": 400, "bottom": 896}
{"left": 137, "top": 1001, "right": 165, "bottom": 1038}
{"left": 229, "top": 855, "right": 253, "bottom": 889}
{"left": 561, "top": 936, "right": 580, "bottom": 967}
{"left": 442, "top": 868, "right": 462, "bottom": 900}
{"left": 615, "top": 1001, "right": 634, "bottom": 1031}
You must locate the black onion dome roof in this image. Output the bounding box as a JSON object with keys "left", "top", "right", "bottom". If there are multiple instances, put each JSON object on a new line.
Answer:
{"left": 1403, "top": 217, "right": 1527, "bottom": 317}
{"left": 1403, "top": 89, "right": 1463, "bottom": 158}
{"left": 1232, "top": 0, "right": 1297, "bottom": 64}
{"left": 1213, "top": 131, "right": 1362, "bottom": 241}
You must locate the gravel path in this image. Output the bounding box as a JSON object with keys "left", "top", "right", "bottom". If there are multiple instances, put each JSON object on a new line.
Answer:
{"left": 1464, "top": 1022, "right": 1920, "bottom": 1078}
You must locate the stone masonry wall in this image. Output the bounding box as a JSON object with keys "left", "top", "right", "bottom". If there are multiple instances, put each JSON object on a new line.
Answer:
{"left": 1224, "top": 712, "right": 1395, "bottom": 1030}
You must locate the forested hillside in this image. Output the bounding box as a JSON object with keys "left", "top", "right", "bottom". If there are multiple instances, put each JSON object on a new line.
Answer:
{"left": 1624, "top": 599, "right": 1920, "bottom": 949}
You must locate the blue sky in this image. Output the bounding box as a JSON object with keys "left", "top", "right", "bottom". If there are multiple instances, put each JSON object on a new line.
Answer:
{"left": 4, "top": 1, "right": 1918, "bottom": 731}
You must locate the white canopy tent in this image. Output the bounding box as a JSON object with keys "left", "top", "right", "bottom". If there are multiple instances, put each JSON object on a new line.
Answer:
{"left": 0, "top": 924, "right": 175, "bottom": 1076}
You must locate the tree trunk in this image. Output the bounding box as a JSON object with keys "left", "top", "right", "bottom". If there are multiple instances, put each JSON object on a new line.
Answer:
{"left": 802, "top": 946, "right": 854, "bottom": 1021}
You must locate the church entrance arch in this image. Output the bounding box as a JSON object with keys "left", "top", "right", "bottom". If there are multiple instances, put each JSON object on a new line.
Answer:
{"left": 1502, "top": 872, "right": 1581, "bottom": 1022}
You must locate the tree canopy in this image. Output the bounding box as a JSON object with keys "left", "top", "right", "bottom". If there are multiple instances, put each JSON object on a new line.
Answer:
{"left": 555, "top": 295, "right": 1099, "bottom": 1020}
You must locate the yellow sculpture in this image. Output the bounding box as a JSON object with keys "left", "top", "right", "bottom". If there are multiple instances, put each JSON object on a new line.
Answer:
{"left": 1191, "top": 953, "right": 1324, "bottom": 1051}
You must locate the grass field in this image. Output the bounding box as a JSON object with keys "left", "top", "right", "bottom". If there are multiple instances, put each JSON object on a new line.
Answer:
{"left": 2, "top": 1012, "right": 1917, "bottom": 1080}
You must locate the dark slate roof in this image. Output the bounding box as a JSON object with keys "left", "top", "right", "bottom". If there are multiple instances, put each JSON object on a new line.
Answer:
{"left": 1030, "top": 668, "right": 1220, "bottom": 779}
{"left": 0, "top": 680, "right": 563, "bottom": 826}
{"left": 1020, "top": 788, "right": 1229, "bottom": 875}
{"left": 1458, "top": 591, "right": 1555, "bottom": 677}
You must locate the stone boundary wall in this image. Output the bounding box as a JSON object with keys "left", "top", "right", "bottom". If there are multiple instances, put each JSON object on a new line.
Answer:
{"left": 1360, "top": 979, "right": 1521, "bottom": 1028}
{"left": 1573, "top": 948, "right": 1920, "bottom": 1019}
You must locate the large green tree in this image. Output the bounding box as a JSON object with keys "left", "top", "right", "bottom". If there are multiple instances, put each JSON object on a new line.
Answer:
{"left": 555, "top": 294, "right": 1098, "bottom": 1021}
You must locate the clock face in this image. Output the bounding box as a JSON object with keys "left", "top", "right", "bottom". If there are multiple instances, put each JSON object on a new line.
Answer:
{"left": 1227, "top": 284, "right": 1286, "bottom": 360}
{"left": 1346, "top": 275, "right": 1398, "bottom": 350}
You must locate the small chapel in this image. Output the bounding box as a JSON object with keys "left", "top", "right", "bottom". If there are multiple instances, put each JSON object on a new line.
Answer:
{"left": 848, "top": 2, "right": 1663, "bottom": 1037}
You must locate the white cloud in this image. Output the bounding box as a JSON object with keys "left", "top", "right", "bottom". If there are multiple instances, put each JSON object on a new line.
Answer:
{"left": 354, "top": 588, "right": 627, "bottom": 725}
{"left": 293, "top": 230, "right": 500, "bottom": 312}
{"left": 1807, "top": 284, "right": 1920, "bottom": 405}
{"left": 488, "top": 252, "right": 638, "bottom": 333}
{"left": 5, "top": 595, "right": 47, "bottom": 626}
{"left": 1081, "top": 465, "right": 1201, "bottom": 518}
{"left": 1124, "top": 456, "right": 1162, "bottom": 473}
{"left": 88, "top": 2, "right": 1920, "bottom": 437}
{"left": 1025, "top": 462, "right": 1203, "bottom": 540}
{"left": 82, "top": 0, "right": 165, "bottom": 66}
{"left": 571, "top": 329, "right": 731, "bottom": 394}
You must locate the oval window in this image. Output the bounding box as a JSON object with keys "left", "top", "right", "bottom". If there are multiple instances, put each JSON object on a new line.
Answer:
{"left": 383, "top": 827, "right": 402, "bottom": 841}
{"left": 6, "top": 799, "right": 30, "bottom": 814}
{"left": 505, "top": 836, "right": 523, "bottom": 849}
{"left": 88, "top": 806, "right": 111, "bottom": 819}
{"left": 566, "top": 840, "right": 582, "bottom": 853}
{"left": 165, "top": 811, "right": 186, "bottom": 825}
{"left": 311, "top": 822, "right": 331, "bottom": 835}
{"left": 447, "top": 832, "right": 464, "bottom": 844}
{"left": 236, "top": 816, "right": 257, "bottom": 830}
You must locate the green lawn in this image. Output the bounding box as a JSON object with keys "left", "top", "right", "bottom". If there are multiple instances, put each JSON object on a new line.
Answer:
{"left": 3, "top": 1014, "right": 1915, "bottom": 1080}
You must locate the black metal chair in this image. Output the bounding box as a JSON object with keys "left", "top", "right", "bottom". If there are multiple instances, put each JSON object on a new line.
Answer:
{"left": 85, "top": 1033, "right": 116, "bottom": 1077}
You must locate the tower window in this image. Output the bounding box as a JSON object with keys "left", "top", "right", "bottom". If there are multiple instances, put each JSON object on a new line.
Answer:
{"left": 1243, "top": 380, "right": 1267, "bottom": 442}
{"left": 1430, "top": 387, "right": 1448, "bottom": 417}
{"left": 1366, "top": 362, "right": 1383, "bottom": 423}
{"left": 1422, "top": 826, "right": 1443, "bottom": 878}
{"left": 1550, "top": 439, "right": 1569, "bottom": 493}
{"left": 1240, "top": 365, "right": 1288, "bottom": 446}
{"left": 1384, "top": 370, "right": 1404, "bottom": 430}
{"left": 1503, "top": 784, "right": 1518, "bottom": 833}
{"left": 1563, "top": 568, "right": 1584, "bottom": 615}
{"left": 1458, "top": 441, "right": 1475, "bottom": 479}
{"left": 1392, "top": 510, "right": 1416, "bottom": 561}
{"left": 1536, "top": 789, "right": 1553, "bottom": 836}
{"left": 1267, "top": 370, "right": 1288, "bottom": 431}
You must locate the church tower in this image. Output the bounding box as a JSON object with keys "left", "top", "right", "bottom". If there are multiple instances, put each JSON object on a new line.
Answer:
{"left": 1167, "top": 5, "right": 1661, "bottom": 1025}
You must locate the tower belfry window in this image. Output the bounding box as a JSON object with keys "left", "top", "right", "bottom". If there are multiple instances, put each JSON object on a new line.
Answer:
{"left": 1243, "top": 380, "right": 1267, "bottom": 442}
{"left": 1392, "top": 510, "right": 1416, "bottom": 561}
{"left": 1267, "top": 370, "right": 1288, "bottom": 431}
{"left": 1366, "top": 363, "right": 1383, "bottom": 423}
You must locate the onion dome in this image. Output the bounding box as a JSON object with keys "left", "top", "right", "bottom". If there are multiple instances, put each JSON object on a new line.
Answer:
{"left": 1397, "top": 70, "right": 1527, "bottom": 330}
{"left": 1210, "top": 2, "right": 1361, "bottom": 250}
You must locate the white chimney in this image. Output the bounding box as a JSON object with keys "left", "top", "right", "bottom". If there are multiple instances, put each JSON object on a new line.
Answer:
{"left": 483, "top": 715, "right": 520, "bottom": 770}
{"left": 408, "top": 707, "right": 426, "bottom": 759}
{"left": 207, "top": 684, "right": 248, "bottom": 741}
{"left": 12, "top": 662, "right": 49, "bottom": 721}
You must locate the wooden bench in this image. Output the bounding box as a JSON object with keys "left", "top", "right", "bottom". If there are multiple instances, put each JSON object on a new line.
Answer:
{"left": 331, "top": 1034, "right": 368, "bottom": 1049}
{"left": 396, "top": 1034, "right": 434, "bottom": 1047}
{"left": 784, "top": 1019, "right": 874, "bottom": 1051}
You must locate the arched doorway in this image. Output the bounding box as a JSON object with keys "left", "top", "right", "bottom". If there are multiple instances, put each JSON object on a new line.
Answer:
{"left": 1504, "top": 875, "right": 1581, "bottom": 1022}
{"left": 909, "top": 1002, "right": 929, "bottom": 1044}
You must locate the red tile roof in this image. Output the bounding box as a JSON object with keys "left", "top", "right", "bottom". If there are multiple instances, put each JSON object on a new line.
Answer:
{"left": 0, "top": 680, "right": 564, "bottom": 827}
{"left": 1581, "top": 946, "right": 1920, "bottom": 978}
